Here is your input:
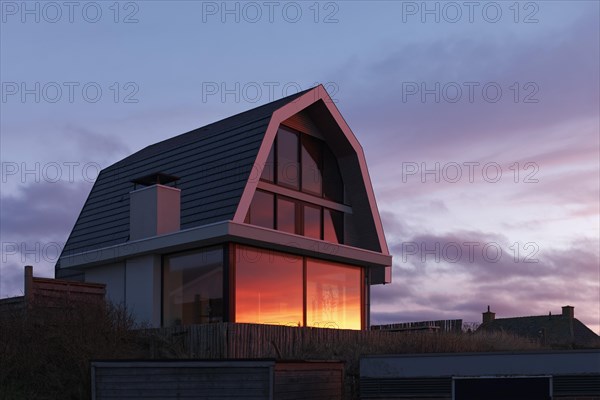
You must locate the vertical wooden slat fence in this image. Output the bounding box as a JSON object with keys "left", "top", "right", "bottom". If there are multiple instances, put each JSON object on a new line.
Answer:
{"left": 144, "top": 323, "right": 408, "bottom": 360}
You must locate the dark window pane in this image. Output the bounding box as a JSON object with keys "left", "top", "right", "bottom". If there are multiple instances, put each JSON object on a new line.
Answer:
{"left": 248, "top": 190, "right": 274, "bottom": 229}
{"left": 277, "top": 128, "right": 299, "bottom": 189}
{"left": 306, "top": 259, "right": 361, "bottom": 330}
{"left": 163, "top": 247, "right": 223, "bottom": 326}
{"left": 323, "top": 208, "right": 343, "bottom": 243}
{"left": 323, "top": 146, "right": 343, "bottom": 202}
{"left": 303, "top": 204, "right": 321, "bottom": 240}
{"left": 235, "top": 245, "right": 303, "bottom": 326}
{"left": 260, "top": 145, "right": 275, "bottom": 183}
{"left": 277, "top": 197, "right": 297, "bottom": 234}
{"left": 301, "top": 135, "right": 322, "bottom": 196}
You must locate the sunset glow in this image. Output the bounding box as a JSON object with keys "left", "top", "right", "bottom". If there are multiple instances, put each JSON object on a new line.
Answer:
{"left": 235, "top": 245, "right": 363, "bottom": 329}
{"left": 1, "top": 1, "right": 598, "bottom": 333}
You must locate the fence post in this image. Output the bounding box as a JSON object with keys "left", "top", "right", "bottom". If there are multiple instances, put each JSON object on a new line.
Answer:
{"left": 24, "top": 265, "right": 34, "bottom": 306}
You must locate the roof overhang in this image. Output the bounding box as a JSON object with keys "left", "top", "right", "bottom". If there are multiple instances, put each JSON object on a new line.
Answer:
{"left": 58, "top": 221, "right": 392, "bottom": 276}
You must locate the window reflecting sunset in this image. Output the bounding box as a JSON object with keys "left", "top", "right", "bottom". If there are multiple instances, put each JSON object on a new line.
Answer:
{"left": 235, "top": 246, "right": 303, "bottom": 326}
{"left": 234, "top": 245, "right": 363, "bottom": 330}
{"left": 307, "top": 259, "right": 361, "bottom": 330}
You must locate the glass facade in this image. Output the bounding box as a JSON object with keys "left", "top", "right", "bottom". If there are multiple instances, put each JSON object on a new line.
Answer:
{"left": 246, "top": 190, "right": 274, "bottom": 229}
{"left": 234, "top": 245, "right": 363, "bottom": 329}
{"left": 246, "top": 126, "right": 346, "bottom": 243}
{"left": 303, "top": 204, "right": 321, "bottom": 240}
{"left": 247, "top": 193, "right": 342, "bottom": 243}
{"left": 163, "top": 246, "right": 224, "bottom": 326}
{"left": 277, "top": 128, "right": 300, "bottom": 189}
{"left": 276, "top": 197, "right": 297, "bottom": 234}
{"left": 235, "top": 245, "right": 303, "bottom": 326}
{"left": 306, "top": 259, "right": 362, "bottom": 330}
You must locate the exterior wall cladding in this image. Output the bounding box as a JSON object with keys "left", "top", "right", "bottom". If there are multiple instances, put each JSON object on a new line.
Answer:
{"left": 56, "top": 85, "right": 392, "bottom": 329}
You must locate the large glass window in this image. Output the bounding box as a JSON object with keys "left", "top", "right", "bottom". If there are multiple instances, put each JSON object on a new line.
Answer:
{"left": 303, "top": 204, "right": 321, "bottom": 240}
{"left": 306, "top": 259, "right": 361, "bottom": 330}
{"left": 277, "top": 197, "right": 297, "bottom": 234}
{"left": 163, "top": 247, "right": 223, "bottom": 326}
{"left": 234, "top": 245, "right": 363, "bottom": 330}
{"left": 247, "top": 126, "right": 346, "bottom": 243}
{"left": 235, "top": 246, "right": 303, "bottom": 326}
{"left": 263, "top": 126, "right": 343, "bottom": 201}
{"left": 246, "top": 190, "right": 274, "bottom": 229}
{"left": 246, "top": 191, "right": 343, "bottom": 243}
{"left": 277, "top": 128, "right": 300, "bottom": 189}
{"left": 301, "top": 134, "right": 322, "bottom": 196}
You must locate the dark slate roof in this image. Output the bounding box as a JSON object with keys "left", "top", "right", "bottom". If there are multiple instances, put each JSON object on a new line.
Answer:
{"left": 58, "top": 89, "right": 312, "bottom": 261}
{"left": 477, "top": 315, "right": 600, "bottom": 348}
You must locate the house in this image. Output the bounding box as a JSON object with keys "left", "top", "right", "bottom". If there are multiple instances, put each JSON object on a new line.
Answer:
{"left": 371, "top": 319, "right": 463, "bottom": 333}
{"left": 476, "top": 305, "right": 600, "bottom": 348}
{"left": 56, "top": 85, "right": 392, "bottom": 330}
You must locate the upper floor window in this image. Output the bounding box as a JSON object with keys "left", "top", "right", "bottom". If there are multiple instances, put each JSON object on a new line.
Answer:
{"left": 277, "top": 128, "right": 300, "bottom": 190}
{"left": 263, "top": 127, "right": 343, "bottom": 202}
{"left": 247, "top": 126, "right": 345, "bottom": 243}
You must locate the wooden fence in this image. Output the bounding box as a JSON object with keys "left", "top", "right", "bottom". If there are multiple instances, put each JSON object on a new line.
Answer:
{"left": 0, "top": 265, "right": 106, "bottom": 318}
{"left": 145, "top": 323, "right": 409, "bottom": 359}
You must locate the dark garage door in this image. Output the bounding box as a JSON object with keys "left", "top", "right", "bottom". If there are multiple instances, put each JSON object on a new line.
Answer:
{"left": 454, "top": 377, "right": 550, "bottom": 400}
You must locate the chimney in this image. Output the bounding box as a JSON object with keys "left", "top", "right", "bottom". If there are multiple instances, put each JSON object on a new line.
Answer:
{"left": 562, "top": 305, "right": 574, "bottom": 319}
{"left": 130, "top": 173, "right": 181, "bottom": 241}
{"left": 24, "top": 265, "right": 33, "bottom": 303}
{"left": 482, "top": 305, "right": 495, "bottom": 324}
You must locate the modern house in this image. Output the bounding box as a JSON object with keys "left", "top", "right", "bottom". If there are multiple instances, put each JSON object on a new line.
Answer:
{"left": 477, "top": 305, "right": 600, "bottom": 348}
{"left": 56, "top": 85, "right": 392, "bottom": 330}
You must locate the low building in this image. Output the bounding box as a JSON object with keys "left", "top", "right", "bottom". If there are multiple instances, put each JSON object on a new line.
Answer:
{"left": 476, "top": 305, "right": 600, "bottom": 348}
{"left": 360, "top": 350, "right": 600, "bottom": 400}
{"left": 371, "top": 319, "right": 463, "bottom": 333}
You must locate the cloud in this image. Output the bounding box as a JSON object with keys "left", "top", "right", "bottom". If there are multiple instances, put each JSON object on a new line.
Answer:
{"left": 341, "top": 8, "right": 599, "bottom": 162}
{"left": 371, "top": 228, "right": 600, "bottom": 333}
{"left": 0, "top": 180, "right": 92, "bottom": 240}
{"left": 63, "top": 124, "right": 130, "bottom": 161}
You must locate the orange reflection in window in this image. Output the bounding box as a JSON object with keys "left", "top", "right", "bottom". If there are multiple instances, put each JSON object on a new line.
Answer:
{"left": 307, "top": 259, "right": 361, "bottom": 330}
{"left": 235, "top": 246, "right": 303, "bottom": 326}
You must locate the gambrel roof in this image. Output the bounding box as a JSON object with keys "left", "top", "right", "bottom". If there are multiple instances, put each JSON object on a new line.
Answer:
{"left": 60, "top": 90, "right": 310, "bottom": 257}
{"left": 58, "top": 85, "right": 390, "bottom": 280}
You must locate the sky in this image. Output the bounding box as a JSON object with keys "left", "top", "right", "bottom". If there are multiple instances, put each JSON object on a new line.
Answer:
{"left": 1, "top": 0, "right": 599, "bottom": 333}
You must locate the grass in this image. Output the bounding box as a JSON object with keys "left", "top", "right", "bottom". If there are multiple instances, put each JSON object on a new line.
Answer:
{"left": 1, "top": 300, "right": 596, "bottom": 400}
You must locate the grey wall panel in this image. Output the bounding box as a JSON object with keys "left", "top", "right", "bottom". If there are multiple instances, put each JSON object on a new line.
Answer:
{"left": 92, "top": 361, "right": 273, "bottom": 400}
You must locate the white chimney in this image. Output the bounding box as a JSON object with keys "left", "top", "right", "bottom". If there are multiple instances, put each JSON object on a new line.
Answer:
{"left": 129, "top": 174, "right": 181, "bottom": 240}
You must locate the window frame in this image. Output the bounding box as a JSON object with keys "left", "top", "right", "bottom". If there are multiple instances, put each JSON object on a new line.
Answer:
{"left": 248, "top": 125, "right": 347, "bottom": 243}
{"left": 231, "top": 243, "right": 365, "bottom": 330}
{"left": 263, "top": 125, "right": 344, "bottom": 204}
{"left": 161, "top": 245, "right": 226, "bottom": 327}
